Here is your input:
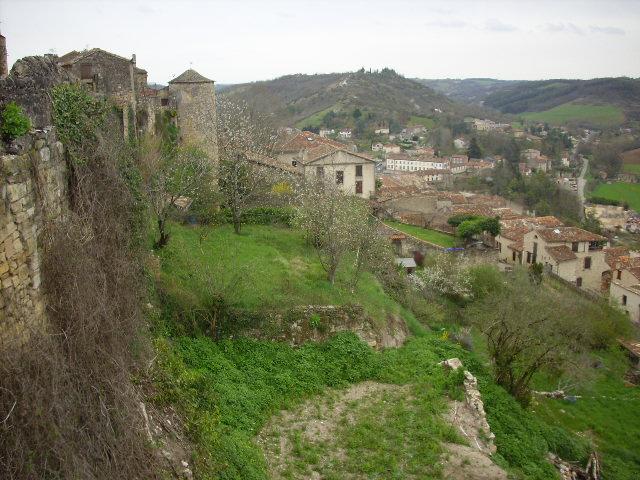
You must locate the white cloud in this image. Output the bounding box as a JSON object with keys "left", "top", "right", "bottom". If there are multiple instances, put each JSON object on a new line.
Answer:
{"left": 590, "top": 25, "right": 625, "bottom": 35}
{"left": 484, "top": 18, "right": 518, "bottom": 32}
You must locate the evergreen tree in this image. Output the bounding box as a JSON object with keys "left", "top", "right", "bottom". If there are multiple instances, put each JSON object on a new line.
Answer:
{"left": 467, "top": 136, "right": 482, "bottom": 159}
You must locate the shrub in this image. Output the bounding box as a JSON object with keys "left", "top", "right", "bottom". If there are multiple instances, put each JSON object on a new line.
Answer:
{"left": 1, "top": 102, "right": 31, "bottom": 140}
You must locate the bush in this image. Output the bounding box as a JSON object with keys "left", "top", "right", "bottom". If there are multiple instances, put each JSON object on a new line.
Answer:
{"left": 1, "top": 102, "right": 31, "bottom": 140}
{"left": 212, "top": 206, "right": 296, "bottom": 227}
{"left": 589, "top": 196, "right": 621, "bottom": 206}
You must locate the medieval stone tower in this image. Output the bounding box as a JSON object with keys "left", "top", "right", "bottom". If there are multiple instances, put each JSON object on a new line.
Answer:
{"left": 0, "top": 32, "right": 8, "bottom": 78}
{"left": 167, "top": 69, "right": 218, "bottom": 167}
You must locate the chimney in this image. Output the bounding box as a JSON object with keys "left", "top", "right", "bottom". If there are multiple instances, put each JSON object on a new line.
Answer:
{"left": 0, "top": 32, "right": 8, "bottom": 78}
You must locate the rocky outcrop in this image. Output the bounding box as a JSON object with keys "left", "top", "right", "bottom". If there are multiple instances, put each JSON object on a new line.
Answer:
{"left": 0, "top": 55, "right": 76, "bottom": 128}
{"left": 241, "top": 304, "right": 408, "bottom": 349}
{"left": 440, "top": 357, "right": 496, "bottom": 455}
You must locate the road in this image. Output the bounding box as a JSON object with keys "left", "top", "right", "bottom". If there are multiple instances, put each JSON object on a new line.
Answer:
{"left": 577, "top": 156, "right": 589, "bottom": 208}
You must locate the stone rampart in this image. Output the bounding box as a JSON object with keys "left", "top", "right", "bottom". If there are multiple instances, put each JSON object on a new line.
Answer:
{"left": 0, "top": 128, "right": 68, "bottom": 344}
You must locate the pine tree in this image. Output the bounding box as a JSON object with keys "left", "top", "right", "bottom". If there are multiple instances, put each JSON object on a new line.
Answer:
{"left": 467, "top": 136, "right": 482, "bottom": 159}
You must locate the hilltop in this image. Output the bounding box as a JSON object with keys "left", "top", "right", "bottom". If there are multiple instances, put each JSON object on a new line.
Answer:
{"left": 220, "top": 69, "right": 489, "bottom": 129}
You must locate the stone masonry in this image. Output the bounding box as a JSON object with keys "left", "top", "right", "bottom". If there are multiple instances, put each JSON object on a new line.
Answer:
{"left": 0, "top": 128, "right": 68, "bottom": 344}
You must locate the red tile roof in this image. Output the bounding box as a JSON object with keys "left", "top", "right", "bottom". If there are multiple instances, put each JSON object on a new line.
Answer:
{"left": 545, "top": 245, "right": 578, "bottom": 263}
{"left": 535, "top": 227, "right": 606, "bottom": 243}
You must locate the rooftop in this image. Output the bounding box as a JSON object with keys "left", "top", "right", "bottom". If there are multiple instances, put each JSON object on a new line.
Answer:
{"left": 534, "top": 226, "right": 606, "bottom": 243}
{"left": 168, "top": 68, "right": 214, "bottom": 84}
{"left": 545, "top": 245, "right": 577, "bottom": 263}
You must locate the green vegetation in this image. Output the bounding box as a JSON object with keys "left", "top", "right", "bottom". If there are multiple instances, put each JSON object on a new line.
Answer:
{"left": 591, "top": 182, "right": 640, "bottom": 211}
{"left": 383, "top": 220, "right": 458, "bottom": 247}
{"left": 532, "top": 348, "right": 640, "bottom": 479}
{"left": 0, "top": 102, "right": 31, "bottom": 140}
{"left": 295, "top": 105, "right": 337, "bottom": 129}
{"left": 51, "top": 83, "right": 109, "bottom": 164}
{"left": 622, "top": 163, "right": 640, "bottom": 175}
{"left": 157, "top": 223, "right": 409, "bottom": 326}
{"left": 408, "top": 115, "right": 436, "bottom": 129}
{"left": 521, "top": 103, "right": 624, "bottom": 126}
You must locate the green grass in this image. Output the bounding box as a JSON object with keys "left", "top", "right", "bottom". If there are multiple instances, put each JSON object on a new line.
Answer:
{"left": 521, "top": 103, "right": 625, "bottom": 126}
{"left": 622, "top": 163, "right": 640, "bottom": 175}
{"left": 408, "top": 115, "right": 436, "bottom": 129}
{"left": 531, "top": 348, "right": 640, "bottom": 480}
{"left": 590, "top": 182, "right": 640, "bottom": 211}
{"left": 384, "top": 220, "right": 458, "bottom": 247}
{"left": 295, "top": 105, "right": 338, "bottom": 129}
{"left": 158, "top": 223, "right": 410, "bottom": 326}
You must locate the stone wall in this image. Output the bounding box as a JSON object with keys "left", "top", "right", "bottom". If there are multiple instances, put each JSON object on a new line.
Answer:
{"left": 0, "top": 128, "right": 68, "bottom": 344}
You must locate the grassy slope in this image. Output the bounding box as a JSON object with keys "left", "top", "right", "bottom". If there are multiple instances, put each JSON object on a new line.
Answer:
{"left": 409, "top": 115, "right": 436, "bottom": 129}
{"left": 384, "top": 220, "right": 458, "bottom": 247}
{"left": 622, "top": 163, "right": 640, "bottom": 175}
{"left": 521, "top": 103, "right": 625, "bottom": 126}
{"left": 532, "top": 348, "right": 640, "bottom": 480}
{"left": 590, "top": 182, "right": 640, "bottom": 211}
{"left": 158, "top": 223, "right": 409, "bottom": 325}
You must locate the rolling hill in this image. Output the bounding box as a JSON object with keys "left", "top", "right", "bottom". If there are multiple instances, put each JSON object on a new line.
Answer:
{"left": 220, "top": 69, "right": 489, "bottom": 129}
{"left": 417, "top": 77, "right": 640, "bottom": 127}
{"left": 482, "top": 77, "right": 640, "bottom": 126}
{"left": 415, "top": 78, "right": 518, "bottom": 104}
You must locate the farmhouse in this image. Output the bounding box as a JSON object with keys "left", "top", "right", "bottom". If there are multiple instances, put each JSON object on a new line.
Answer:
{"left": 610, "top": 255, "right": 640, "bottom": 324}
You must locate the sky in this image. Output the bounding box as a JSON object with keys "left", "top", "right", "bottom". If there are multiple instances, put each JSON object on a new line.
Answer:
{"left": 1, "top": 0, "right": 639, "bottom": 85}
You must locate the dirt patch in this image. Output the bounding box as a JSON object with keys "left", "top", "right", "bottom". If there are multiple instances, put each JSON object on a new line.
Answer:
{"left": 257, "top": 381, "right": 405, "bottom": 479}
{"left": 442, "top": 400, "right": 509, "bottom": 480}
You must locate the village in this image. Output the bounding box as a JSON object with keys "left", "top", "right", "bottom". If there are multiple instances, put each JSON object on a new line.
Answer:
{"left": 1, "top": 2, "right": 639, "bottom": 476}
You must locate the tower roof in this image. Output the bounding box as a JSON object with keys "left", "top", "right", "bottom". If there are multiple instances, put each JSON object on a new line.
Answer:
{"left": 168, "top": 69, "right": 214, "bottom": 84}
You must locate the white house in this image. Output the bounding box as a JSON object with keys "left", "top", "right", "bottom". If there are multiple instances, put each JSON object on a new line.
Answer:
{"left": 339, "top": 129, "right": 352, "bottom": 139}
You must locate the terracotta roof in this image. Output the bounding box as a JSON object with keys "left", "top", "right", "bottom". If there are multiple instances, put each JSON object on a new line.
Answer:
{"left": 168, "top": 69, "right": 214, "bottom": 84}
{"left": 508, "top": 239, "right": 524, "bottom": 252}
{"left": 276, "top": 131, "right": 344, "bottom": 153}
{"left": 500, "top": 226, "right": 531, "bottom": 241}
{"left": 627, "top": 267, "right": 640, "bottom": 281}
{"left": 545, "top": 245, "right": 577, "bottom": 263}
{"left": 302, "top": 144, "right": 375, "bottom": 165}
{"left": 452, "top": 204, "right": 494, "bottom": 217}
{"left": 604, "top": 246, "right": 630, "bottom": 269}
{"left": 535, "top": 227, "right": 606, "bottom": 243}
{"left": 615, "top": 255, "right": 640, "bottom": 270}
{"left": 530, "top": 216, "right": 564, "bottom": 228}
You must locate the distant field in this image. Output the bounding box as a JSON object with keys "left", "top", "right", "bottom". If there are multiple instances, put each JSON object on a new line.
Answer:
{"left": 383, "top": 220, "right": 457, "bottom": 247}
{"left": 590, "top": 182, "right": 640, "bottom": 211}
{"left": 295, "top": 105, "right": 337, "bottom": 129}
{"left": 408, "top": 115, "right": 436, "bottom": 129}
{"left": 521, "top": 103, "right": 624, "bottom": 126}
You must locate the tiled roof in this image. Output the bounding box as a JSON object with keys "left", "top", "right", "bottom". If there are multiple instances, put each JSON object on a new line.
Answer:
{"left": 452, "top": 204, "right": 494, "bottom": 217}
{"left": 604, "top": 246, "right": 630, "bottom": 269}
{"left": 627, "top": 267, "right": 640, "bottom": 281}
{"left": 508, "top": 239, "right": 524, "bottom": 252}
{"left": 168, "top": 69, "right": 214, "bottom": 84}
{"left": 302, "top": 144, "right": 375, "bottom": 165}
{"left": 276, "top": 131, "right": 344, "bottom": 153}
{"left": 530, "top": 216, "right": 564, "bottom": 228}
{"left": 535, "top": 227, "right": 606, "bottom": 243}
{"left": 545, "top": 245, "right": 577, "bottom": 263}
{"left": 500, "top": 226, "right": 531, "bottom": 241}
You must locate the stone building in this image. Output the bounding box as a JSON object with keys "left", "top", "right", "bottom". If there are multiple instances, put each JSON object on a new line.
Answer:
{"left": 0, "top": 32, "right": 8, "bottom": 78}
{"left": 166, "top": 69, "right": 218, "bottom": 165}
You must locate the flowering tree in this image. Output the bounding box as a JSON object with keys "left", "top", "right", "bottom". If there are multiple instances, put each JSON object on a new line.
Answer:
{"left": 414, "top": 252, "right": 473, "bottom": 300}
{"left": 139, "top": 137, "right": 214, "bottom": 248}
{"left": 217, "top": 99, "right": 284, "bottom": 234}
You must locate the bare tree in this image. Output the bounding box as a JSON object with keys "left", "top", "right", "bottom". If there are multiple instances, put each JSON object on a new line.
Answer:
{"left": 217, "top": 98, "right": 283, "bottom": 234}
{"left": 466, "top": 268, "right": 587, "bottom": 404}
{"left": 139, "top": 136, "right": 214, "bottom": 248}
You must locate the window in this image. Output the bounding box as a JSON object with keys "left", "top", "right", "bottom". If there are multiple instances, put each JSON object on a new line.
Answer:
{"left": 584, "top": 257, "right": 591, "bottom": 269}
{"left": 571, "top": 242, "right": 579, "bottom": 252}
{"left": 161, "top": 98, "right": 169, "bottom": 106}
{"left": 355, "top": 180, "right": 363, "bottom": 194}
{"left": 336, "top": 170, "right": 344, "bottom": 184}
{"left": 316, "top": 166, "right": 324, "bottom": 177}
{"left": 617, "top": 270, "right": 622, "bottom": 280}
{"left": 355, "top": 165, "right": 363, "bottom": 177}
{"left": 80, "top": 63, "right": 93, "bottom": 80}
{"left": 576, "top": 277, "right": 582, "bottom": 287}
{"left": 526, "top": 252, "right": 532, "bottom": 264}
{"left": 512, "top": 251, "right": 516, "bottom": 262}
{"left": 622, "top": 295, "right": 627, "bottom": 306}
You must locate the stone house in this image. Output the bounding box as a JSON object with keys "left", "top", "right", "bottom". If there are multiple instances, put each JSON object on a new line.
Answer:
{"left": 301, "top": 146, "right": 376, "bottom": 198}
{"left": 610, "top": 256, "right": 640, "bottom": 324}
{"left": 522, "top": 227, "right": 609, "bottom": 292}
{"left": 319, "top": 128, "right": 335, "bottom": 137}
{"left": 495, "top": 216, "right": 564, "bottom": 264}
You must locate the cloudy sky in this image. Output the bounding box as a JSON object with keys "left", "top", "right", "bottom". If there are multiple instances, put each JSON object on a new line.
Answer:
{"left": 2, "top": 0, "right": 639, "bottom": 84}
